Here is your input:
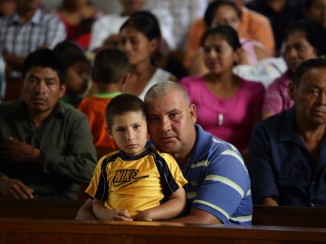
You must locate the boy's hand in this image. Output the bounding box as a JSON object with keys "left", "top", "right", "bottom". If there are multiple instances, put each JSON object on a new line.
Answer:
{"left": 113, "top": 209, "right": 133, "bottom": 221}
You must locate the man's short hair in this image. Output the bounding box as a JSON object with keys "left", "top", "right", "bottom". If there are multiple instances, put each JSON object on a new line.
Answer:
{"left": 294, "top": 58, "right": 326, "bottom": 86}
{"left": 144, "top": 81, "right": 190, "bottom": 106}
{"left": 22, "top": 48, "right": 65, "bottom": 84}
{"left": 105, "top": 93, "right": 146, "bottom": 128}
{"left": 92, "top": 47, "right": 130, "bottom": 84}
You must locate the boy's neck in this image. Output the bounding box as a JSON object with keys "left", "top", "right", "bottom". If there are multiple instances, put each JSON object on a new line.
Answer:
{"left": 96, "top": 83, "right": 121, "bottom": 94}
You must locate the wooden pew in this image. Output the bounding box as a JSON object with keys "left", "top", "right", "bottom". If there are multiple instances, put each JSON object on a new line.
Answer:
{"left": 0, "top": 218, "right": 325, "bottom": 244}
{"left": 1, "top": 198, "right": 326, "bottom": 228}
{"left": 0, "top": 198, "right": 84, "bottom": 219}
{"left": 253, "top": 205, "right": 326, "bottom": 228}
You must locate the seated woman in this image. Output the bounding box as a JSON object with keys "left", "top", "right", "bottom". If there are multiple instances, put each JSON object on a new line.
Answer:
{"left": 189, "top": 0, "right": 271, "bottom": 76}
{"left": 118, "top": 11, "right": 176, "bottom": 100}
{"left": 180, "top": 25, "right": 265, "bottom": 161}
{"left": 262, "top": 19, "right": 326, "bottom": 119}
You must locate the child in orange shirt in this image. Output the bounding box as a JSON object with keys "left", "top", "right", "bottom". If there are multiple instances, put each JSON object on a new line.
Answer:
{"left": 78, "top": 47, "right": 130, "bottom": 158}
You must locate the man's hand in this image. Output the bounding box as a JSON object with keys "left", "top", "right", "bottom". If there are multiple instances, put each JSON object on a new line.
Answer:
{"left": 0, "top": 137, "right": 42, "bottom": 164}
{"left": 135, "top": 210, "right": 153, "bottom": 222}
{"left": 0, "top": 176, "right": 34, "bottom": 199}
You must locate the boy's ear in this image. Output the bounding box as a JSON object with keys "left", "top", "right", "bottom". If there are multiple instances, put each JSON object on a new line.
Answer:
{"left": 91, "top": 72, "right": 98, "bottom": 84}
{"left": 105, "top": 127, "right": 114, "bottom": 139}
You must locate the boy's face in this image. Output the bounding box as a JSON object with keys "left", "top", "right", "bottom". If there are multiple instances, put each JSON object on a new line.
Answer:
{"left": 108, "top": 111, "right": 148, "bottom": 156}
{"left": 65, "top": 61, "right": 90, "bottom": 96}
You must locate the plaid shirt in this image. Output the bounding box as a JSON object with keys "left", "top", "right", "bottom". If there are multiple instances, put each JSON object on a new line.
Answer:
{"left": 262, "top": 71, "right": 294, "bottom": 115}
{"left": 0, "top": 9, "right": 66, "bottom": 56}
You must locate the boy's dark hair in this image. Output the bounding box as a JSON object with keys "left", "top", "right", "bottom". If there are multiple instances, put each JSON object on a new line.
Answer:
{"left": 53, "top": 40, "right": 90, "bottom": 70}
{"left": 106, "top": 94, "right": 146, "bottom": 128}
{"left": 92, "top": 47, "right": 130, "bottom": 84}
{"left": 294, "top": 58, "right": 326, "bottom": 86}
{"left": 22, "top": 48, "right": 65, "bottom": 84}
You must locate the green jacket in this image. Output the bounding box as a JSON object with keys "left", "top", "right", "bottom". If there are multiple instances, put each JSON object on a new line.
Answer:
{"left": 0, "top": 101, "right": 97, "bottom": 199}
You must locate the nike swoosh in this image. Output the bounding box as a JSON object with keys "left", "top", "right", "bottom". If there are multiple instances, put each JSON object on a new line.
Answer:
{"left": 110, "top": 175, "right": 148, "bottom": 192}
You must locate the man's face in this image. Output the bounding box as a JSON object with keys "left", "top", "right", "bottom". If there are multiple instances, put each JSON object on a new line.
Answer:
{"left": 22, "top": 66, "right": 65, "bottom": 115}
{"left": 146, "top": 89, "right": 197, "bottom": 162}
{"left": 290, "top": 67, "right": 326, "bottom": 126}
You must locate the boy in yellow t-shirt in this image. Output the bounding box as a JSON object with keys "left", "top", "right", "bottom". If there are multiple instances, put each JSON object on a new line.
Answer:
{"left": 86, "top": 94, "right": 187, "bottom": 221}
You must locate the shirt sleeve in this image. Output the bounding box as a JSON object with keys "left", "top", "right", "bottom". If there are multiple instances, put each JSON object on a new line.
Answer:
{"left": 192, "top": 149, "right": 251, "bottom": 224}
{"left": 251, "top": 82, "right": 265, "bottom": 114}
{"left": 262, "top": 81, "right": 283, "bottom": 115}
{"left": 41, "top": 111, "right": 97, "bottom": 185}
{"left": 248, "top": 122, "right": 280, "bottom": 204}
{"left": 88, "top": 17, "right": 110, "bottom": 51}
{"left": 44, "top": 15, "right": 67, "bottom": 49}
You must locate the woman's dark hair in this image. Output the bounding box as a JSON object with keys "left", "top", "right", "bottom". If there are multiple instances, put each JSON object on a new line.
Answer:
{"left": 200, "top": 25, "right": 241, "bottom": 50}
{"left": 284, "top": 19, "right": 326, "bottom": 57}
{"left": 204, "top": 0, "right": 242, "bottom": 28}
{"left": 120, "top": 10, "right": 162, "bottom": 66}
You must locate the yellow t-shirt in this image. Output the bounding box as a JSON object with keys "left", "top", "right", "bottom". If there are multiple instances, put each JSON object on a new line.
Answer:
{"left": 86, "top": 147, "right": 187, "bottom": 219}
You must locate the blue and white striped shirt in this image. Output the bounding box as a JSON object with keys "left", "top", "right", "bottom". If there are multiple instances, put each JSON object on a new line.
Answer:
{"left": 183, "top": 124, "right": 253, "bottom": 225}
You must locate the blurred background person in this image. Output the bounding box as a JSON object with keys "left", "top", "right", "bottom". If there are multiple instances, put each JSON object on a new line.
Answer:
{"left": 189, "top": 0, "right": 271, "bottom": 76}
{"left": 184, "top": 0, "right": 274, "bottom": 71}
{"left": 0, "top": 0, "right": 66, "bottom": 101}
{"left": 180, "top": 25, "right": 265, "bottom": 161}
{"left": 304, "top": 0, "right": 326, "bottom": 29}
{"left": 245, "top": 0, "right": 305, "bottom": 56}
{"left": 56, "top": 0, "right": 103, "bottom": 50}
{"left": 118, "top": 11, "right": 177, "bottom": 100}
{"left": 262, "top": 19, "right": 326, "bottom": 119}
{"left": 53, "top": 40, "right": 91, "bottom": 107}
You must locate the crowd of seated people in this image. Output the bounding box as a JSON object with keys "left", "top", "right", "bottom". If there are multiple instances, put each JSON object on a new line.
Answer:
{"left": 0, "top": 0, "right": 326, "bottom": 226}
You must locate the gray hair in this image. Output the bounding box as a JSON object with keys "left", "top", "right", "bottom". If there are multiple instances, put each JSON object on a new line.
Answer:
{"left": 144, "top": 81, "right": 191, "bottom": 106}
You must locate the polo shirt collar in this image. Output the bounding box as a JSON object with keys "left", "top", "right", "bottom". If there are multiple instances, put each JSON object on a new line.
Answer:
{"left": 189, "top": 124, "right": 211, "bottom": 164}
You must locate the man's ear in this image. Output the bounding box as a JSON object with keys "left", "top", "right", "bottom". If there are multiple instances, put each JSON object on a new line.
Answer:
{"left": 288, "top": 81, "right": 295, "bottom": 100}
{"left": 59, "top": 84, "right": 66, "bottom": 98}
{"left": 189, "top": 104, "right": 197, "bottom": 124}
